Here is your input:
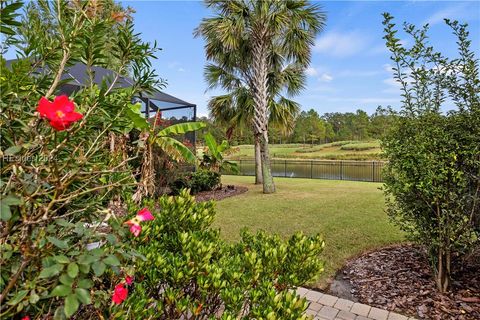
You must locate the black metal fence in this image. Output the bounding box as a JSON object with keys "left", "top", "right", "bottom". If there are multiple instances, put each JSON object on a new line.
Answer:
{"left": 225, "top": 159, "right": 386, "bottom": 182}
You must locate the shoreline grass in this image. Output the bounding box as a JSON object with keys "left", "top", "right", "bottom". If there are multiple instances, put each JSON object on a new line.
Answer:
{"left": 223, "top": 140, "right": 383, "bottom": 161}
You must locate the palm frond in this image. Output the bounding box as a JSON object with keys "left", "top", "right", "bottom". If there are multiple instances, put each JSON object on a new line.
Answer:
{"left": 269, "top": 96, "right": 301, "bottom": 135}
{"left": 205, "top": 63, "right": 243, "bottom": 90}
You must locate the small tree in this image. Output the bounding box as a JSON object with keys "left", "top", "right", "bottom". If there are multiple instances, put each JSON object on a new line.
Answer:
{"left": 381, "top": 13, "right": 480, "bottom": 292}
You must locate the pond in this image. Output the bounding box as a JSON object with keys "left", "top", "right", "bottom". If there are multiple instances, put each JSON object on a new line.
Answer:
{"left": 225, "top": 159, "right": 385, "bottom": 182}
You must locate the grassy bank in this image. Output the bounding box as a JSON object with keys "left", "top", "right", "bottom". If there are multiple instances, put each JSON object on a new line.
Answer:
{"left": 213, "top": 175, "right": 405, "bottom": 288}
{"left": 226, "top": 140, "right": 383, "bottom": 161}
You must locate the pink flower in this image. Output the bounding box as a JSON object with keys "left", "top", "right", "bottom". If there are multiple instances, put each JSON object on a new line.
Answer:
{"left": 137, "top": 208, "right": 154, "bottom": 221}
{"left": 125, "top": 275, "right": 133, "bottom": 285}
{"left": 21, "top": 317, "right": 30, "bottom": 320}
{"left": 124, "top": 220, "right": 142, "bottom": 237}
{"left": 124, "top": 207, "right": 153, "bottom": 237}
{"left": 112, "top": 283, "right": 128, "bottom": 305}
{"left": 37, "top": 95, "right": 83, "bottom": 131}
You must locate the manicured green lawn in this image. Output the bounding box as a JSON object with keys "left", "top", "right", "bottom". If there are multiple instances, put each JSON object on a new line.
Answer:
{"left": 213, "top": 175, "right": 405, "bottom": 288}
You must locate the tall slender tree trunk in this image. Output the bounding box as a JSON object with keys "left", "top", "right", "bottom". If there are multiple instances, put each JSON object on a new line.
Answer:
{"left": 252, "top": 37, "right": 275, "bottom": 193}
{"left": 432, "top": 204, "right": 452, "bottom": 293}
{"left": 435, "top": 247, "right": 451, "bottom": 292}
{"left": 260, "top": 129, "right": 275, "bottom": 193}
{"left": 254, "top": 133, "right": 263, "bottom": 184}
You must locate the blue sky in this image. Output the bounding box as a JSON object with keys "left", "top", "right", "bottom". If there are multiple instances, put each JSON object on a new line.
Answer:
{"left": 122, "top": 0, "right": 479, "bottom": 117}
{"left": 5, "top": 1, "right": 476, "bottom": 116}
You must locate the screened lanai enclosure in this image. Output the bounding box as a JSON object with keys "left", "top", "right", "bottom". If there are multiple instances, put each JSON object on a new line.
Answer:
{"left": 134, "top": 91, "right": 197, "bottom": 147}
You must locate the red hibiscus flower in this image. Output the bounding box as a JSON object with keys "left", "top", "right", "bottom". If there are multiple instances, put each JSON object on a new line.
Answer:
{"left": 125, "top": 275, "right": 133, "bottom": 285}
{"left": 21, "top": 317, "right": 30, "bottom": 320}
{"left": 37, "top": 95, "right": 83, "bottom": 131}
{"left": 112, "top": 283, "right": 128, "bottom": 305}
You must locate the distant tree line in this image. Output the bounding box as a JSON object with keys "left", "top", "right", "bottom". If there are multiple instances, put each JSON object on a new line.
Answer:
{"left": 198, "top": 106, "right": 397, "bottom": 145}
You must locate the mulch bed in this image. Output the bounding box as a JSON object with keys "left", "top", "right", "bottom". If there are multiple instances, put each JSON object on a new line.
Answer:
{"left": 333, "top": 244, "right": 479, "bottom": 319}
{"left": 194, "top": 185, "right": 248, "bottom": 202}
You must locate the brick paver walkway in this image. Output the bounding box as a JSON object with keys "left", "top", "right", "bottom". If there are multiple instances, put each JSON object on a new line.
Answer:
{"left": 298, "top": 287, "right": 417, "bottom": 320}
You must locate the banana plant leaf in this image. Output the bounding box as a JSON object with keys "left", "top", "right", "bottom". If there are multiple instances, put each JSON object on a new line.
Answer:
{"left": 204, "top": 132, "right": 222, "bottom": 160}
{"left": 157, "top": 122, "right": 206, "bottom": 137}
{"left": 155, "top": 136, "right": 197, "bottom": 164}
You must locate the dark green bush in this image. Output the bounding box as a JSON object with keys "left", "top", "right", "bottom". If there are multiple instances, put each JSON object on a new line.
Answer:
{"left": 169, "top": 169, "right": 221, "bottom": 195}
{"left": 190, "top": 169, "right": 221, "bottom": 193}
{"left": 118, "top": 190, "right": 325, "bottom": 319}
{"left": 168, "top": 174, "right": 192, "bottom": 195}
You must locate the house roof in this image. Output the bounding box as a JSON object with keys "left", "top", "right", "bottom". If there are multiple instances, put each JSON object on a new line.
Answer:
{"left": 5, "top": 59, "right": 195, "bottom": 108}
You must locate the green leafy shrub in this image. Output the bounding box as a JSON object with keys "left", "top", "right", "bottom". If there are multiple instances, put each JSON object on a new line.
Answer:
{"left": 169, "top": 169, "right": 221, "bottom": 195}
{"left": 168, "top": 174, "right": 192, "bottom": 195}
{"left": 190, "top": 169, "right": 221, "bottom": 193}
{"left": 382, "top": 13, "right": 480, "bottom": 292}
{"left": 118, "top": 190, "right": 325, "bottom": 319}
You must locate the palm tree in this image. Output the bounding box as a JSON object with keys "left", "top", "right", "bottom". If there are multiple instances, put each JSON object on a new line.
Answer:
{"left": 196, "top": 0, "right": 325, "bottom": 193}
{"left": 206, "top": 60, "right": 302, "bottom": 184}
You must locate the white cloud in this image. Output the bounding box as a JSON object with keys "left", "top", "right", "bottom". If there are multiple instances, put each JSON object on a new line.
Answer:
{"left": 383, "top": 63, "right": 394, "bottom": 73}
{"left": 383, "top": 77, "right": 401, "bottom": 88}
{"left": 424, "top": 3, "right": 473, "bottom": 26}
{"left": 168, "top": 61, "right": 186, "bottom": 73}
{"left": 319, "top": 73, "right": 333, "bottom": 82}
{"left": 314, "top": 31, "right": 370, "bottom": 57}
{"left": 370, "top": 38, "right": 410, "bottom": 56}
{"left": 382, "top": 77, "right": 402, "bottom": 94}
{"left": 305, "top": 66, "right": 333, "bottom": 82}
{"left": 399, "top": 39, "right": 410, "bottom": 47}
{"left": 305, "top": 67, "right": 318, "bottom": 76}
{"left": 382, "top": 63, "right": 415, "bottom": 93}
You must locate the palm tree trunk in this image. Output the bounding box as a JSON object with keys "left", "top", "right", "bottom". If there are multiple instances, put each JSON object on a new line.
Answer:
{"left": 254, "top": 133, "right": 263, "bottom": 184}
{"left": 260, "top": 130, "right": 275, "bottom": 193}
{"left": 252, "top": 38, "right": 275, "bottom": 193}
